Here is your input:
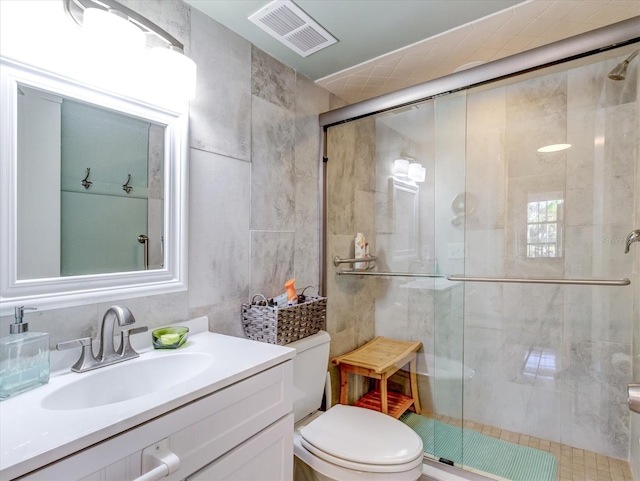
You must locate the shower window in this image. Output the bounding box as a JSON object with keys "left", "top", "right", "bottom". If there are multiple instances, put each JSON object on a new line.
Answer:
{"left": 526, "top": 193, "right": 564, "bottom": 259}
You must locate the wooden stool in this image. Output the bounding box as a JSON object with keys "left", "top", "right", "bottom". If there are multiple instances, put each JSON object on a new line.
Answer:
{"left": 331, "top": 337, "right": 422, "bottom": 419}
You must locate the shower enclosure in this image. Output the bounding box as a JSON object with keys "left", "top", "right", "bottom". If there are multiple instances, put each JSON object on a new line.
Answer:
{"left": 322, "top": 18, "right": 639, "bottom": 480}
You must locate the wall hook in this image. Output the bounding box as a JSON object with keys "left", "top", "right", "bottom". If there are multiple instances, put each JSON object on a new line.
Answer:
{"left": 122, "top": 174, "right": 133, "bottom": 194}
{"left": 625, "top": 229, "right": 640, "bottom": 254}
{"left": 81, "top": 168, "right": 92, "bottom": 189}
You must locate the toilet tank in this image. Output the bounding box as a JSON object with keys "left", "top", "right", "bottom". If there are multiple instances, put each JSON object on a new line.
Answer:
{"left": 287, "top": 330, "right": 330, "bottom": 423}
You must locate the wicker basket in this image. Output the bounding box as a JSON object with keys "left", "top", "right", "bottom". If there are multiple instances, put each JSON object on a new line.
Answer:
{"left": 241, "top": 288, "right": 326, "bottom": 345}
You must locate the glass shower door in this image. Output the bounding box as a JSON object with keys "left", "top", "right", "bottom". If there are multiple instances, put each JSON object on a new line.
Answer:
{"left": 325, "top": 91, "right": 468, "bottom": 469}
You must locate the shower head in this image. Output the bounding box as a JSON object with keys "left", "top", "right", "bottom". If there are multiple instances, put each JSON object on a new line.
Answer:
{"left": 608, "top": 49, "right": 640, "bottom": 80}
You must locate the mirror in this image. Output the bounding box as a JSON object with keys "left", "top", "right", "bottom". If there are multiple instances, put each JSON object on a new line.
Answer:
{"left": 1, "top": 59, "right": 188, "bottom": 314}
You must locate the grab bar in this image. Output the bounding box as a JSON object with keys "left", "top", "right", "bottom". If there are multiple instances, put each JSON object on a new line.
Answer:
{"left": 447, "top": 275, "right": 630, "bottom": 286}
{"left": 337, "top": 270, "right": 445, "bottom": 278}
{"left": 333, "top": 255, "right": 378, "bottom": 267}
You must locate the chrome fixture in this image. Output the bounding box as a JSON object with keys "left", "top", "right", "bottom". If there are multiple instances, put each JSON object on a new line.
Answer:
{"left": 446, "top": 275, "right": 630, "bottom": 286}
{"left": 63, "top": 0, "right": 184, "bottom": 51}
{"left": 630, "top": 384, "right": 640, "bottom": 414}
{"left": 56, "top": 306, "right": 148, "bottom": 373}
{"left": 11, "top": 306, "right": 36, "bottom": 334}
{"left": 625, "top": 229, "right": 640, "bottom": 254}
{"left": 335, "top": 269, "right": 630, "bottom": 286}
{"left": 608, "top": 49, "right": 640, "bottom": 80}
{"left": 81, "top": 167, "right": 92, "bottom": 189}
{"left": 138, "top": 234, "right": 149, "bottom": 270}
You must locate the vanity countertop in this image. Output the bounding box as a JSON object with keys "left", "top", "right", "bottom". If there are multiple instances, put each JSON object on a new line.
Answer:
{"left": 0, "top": 317, "right": 295, "bottom": 480}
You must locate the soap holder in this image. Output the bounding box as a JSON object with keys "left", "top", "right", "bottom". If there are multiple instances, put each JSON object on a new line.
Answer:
{"left": 152, "top": 326, "right": 189, "bottom": 349}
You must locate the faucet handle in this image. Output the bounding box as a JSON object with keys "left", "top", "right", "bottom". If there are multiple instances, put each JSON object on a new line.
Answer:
{"left": 119, "top": 326, "right": 148, "bottom": 358}
{"left": 57, "top": 337, "right": 99, "bottom": 373}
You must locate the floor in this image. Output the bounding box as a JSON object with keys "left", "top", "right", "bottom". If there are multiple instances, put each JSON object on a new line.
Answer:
{"left": 433, "top": 414, "right": 634, "bottom": 481}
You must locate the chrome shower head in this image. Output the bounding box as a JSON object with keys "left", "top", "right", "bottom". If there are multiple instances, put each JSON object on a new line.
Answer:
{"left": 608, "top": 49, "right": 640, "bottom": 81}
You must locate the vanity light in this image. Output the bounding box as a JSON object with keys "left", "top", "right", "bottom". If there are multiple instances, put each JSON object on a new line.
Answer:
{"left": 408, "top": 163, "right": 426, "bottom": 183}
{"left": 537, "top": 143, "right": 572, "bottom": 153}
{"left": 64, "top": 0, "right": 197, "bottom": 103}
{"left": 148, "top": 46, "right": 198, "bottom": 100}
{"left": 393, "top": 158, "right": 410, "bottom": 177}
{"left": 82, "top": 8, "right": 146, "bottom": 55}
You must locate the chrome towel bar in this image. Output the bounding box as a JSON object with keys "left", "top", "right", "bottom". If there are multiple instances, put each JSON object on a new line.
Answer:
{"left": 446, "top": 275, "right": 630, "bottom": 286}
{"left": 336, "top": 270, "right": 630, "bottom": 286}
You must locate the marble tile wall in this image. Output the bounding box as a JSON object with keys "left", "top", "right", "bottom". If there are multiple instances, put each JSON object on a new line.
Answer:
{"left": 325, "top": 118, "right": 378, "bottom": 405}
{"left": 0, "top": 1, "right": 332, "bottom": 350}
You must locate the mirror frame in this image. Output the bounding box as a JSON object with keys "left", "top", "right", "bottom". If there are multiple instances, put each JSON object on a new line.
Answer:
{"left": 0, "top": 58, "right": 188, "bottom": 315}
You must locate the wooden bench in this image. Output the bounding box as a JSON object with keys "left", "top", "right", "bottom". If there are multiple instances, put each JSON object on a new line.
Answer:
{"left": 331, "top": 337, "right": 422, "bottom": 419}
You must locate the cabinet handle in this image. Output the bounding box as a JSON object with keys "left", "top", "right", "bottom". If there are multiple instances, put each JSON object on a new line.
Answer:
{"left": 133, "top": 464, "right": 169, "bottom": 481}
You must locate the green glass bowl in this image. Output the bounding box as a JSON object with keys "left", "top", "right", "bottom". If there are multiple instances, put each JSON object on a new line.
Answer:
{"left": 152, "top": 326, "right": 189, "bottom": 349}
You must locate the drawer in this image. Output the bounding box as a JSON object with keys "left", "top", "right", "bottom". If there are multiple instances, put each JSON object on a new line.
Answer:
{"left": 186, "top": 414, "right": 293, "bottom": 481}
{"left": 19, "top": 361, "right": 292, "bottom": 481}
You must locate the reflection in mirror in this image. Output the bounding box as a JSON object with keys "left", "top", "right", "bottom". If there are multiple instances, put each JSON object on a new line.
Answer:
{"left": 391, "top": 177, "right": 419, "bottom": 260}
{"left": 17, "top": 85, "right": 165, "bottom": 279}
{"left": 1, "top": 59, "right": 188, "bottom": 314}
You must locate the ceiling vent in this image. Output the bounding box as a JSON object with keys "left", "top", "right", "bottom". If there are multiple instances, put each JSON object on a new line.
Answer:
{"left": 248, "top": 0, "right": 337, "bottom": 57}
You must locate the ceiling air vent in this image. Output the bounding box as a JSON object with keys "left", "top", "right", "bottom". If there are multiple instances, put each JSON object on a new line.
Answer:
{"left": 248, "top": 0, "right": 337, "bottom": 57}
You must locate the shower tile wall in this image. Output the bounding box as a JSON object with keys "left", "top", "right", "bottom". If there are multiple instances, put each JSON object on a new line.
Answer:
{"left": 325, "top": 119, "right": 378, "bottom": 405}
{"left": 463, "top": 54, "right": 637, "bottom": 459}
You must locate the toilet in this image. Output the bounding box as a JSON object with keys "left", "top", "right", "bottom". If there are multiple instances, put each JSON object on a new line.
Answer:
{"left": 288, "top": 331, "right": 424, "bottom": 481}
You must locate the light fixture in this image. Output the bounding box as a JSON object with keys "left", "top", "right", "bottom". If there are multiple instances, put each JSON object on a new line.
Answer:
{"left": 63, "top": 0, "right": 197, "bottom": 102}
{"left": 537, "top": 144, "right": 572, "bottom": 153}
{"left": 393, "top": 159, "right": 410, "bottom": 177}
{"left": 148, "top": 46, "right": 198, "bottom": 100}
{"left": 408, "top": 162, "right": 426, "bottom": 183}
{"left": 82, "top": 7, "right": 146, "bottom": 54}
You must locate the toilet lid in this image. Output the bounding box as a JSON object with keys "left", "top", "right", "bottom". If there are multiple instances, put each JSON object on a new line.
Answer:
{"left": 299, "top": 404, "right": 423, "bottom": 466}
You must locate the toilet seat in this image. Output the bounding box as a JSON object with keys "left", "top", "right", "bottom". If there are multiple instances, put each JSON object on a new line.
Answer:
{"left": 298, "top": 404, "right": 423, "bottom": 473}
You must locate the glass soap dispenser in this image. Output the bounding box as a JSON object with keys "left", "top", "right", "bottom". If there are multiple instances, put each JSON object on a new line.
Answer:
{"left": 0, "top": 306, "right": 50, "bottom": 400}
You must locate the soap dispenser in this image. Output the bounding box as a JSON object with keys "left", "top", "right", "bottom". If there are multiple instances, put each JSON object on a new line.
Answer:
{"left": 0, "top": 306, "right": 50, "bottom": 400}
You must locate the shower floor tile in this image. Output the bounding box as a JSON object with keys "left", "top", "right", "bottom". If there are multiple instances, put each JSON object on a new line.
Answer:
{"left": 433, "top": 415, "right": 633, "bottom": 481}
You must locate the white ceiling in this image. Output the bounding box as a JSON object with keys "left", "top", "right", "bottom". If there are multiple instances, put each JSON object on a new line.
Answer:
{"left": 186, "top": 0, "right": 640, "bottom": 104}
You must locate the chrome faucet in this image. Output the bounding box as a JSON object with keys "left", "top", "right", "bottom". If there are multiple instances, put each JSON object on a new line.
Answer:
{"left": 98, "top": 306, "right": 135, "bottom": 362}
{"left": 625, "top": 229, "right": 640, "bottom": 254}
{"left": 56, "top": 306, "right": 148, "bottom": 373}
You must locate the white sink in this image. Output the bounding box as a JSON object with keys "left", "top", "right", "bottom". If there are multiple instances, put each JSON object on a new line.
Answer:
{"left": 41, "top": 352, "right": 215, "bottom": 410}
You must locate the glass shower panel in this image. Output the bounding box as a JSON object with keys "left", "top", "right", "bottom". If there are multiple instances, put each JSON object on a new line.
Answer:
{"left": 432, "top": 90, "right": 467, "bottom": 466}
{"left": 325, "top": 91, "right": 468, "bottom": 467}
{"left": 462, "top": 45, "right": 637, "bottom": 462}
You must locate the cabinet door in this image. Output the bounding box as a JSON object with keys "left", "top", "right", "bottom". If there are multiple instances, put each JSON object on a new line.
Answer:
{"left": 18, "top": 362, "right": 292, "bottom": 481}
{"left": 187, "top": 414, "right": 293, "bottom": 481}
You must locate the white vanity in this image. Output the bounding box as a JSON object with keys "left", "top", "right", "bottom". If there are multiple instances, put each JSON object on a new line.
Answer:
{"left": 0, "top": 318, "right": 295, "bottom": 480}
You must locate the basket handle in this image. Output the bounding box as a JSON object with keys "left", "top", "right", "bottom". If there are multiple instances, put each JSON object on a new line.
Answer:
{"left": 299, "top": 286, "right": 319, "bottom": 296}
{"left": 251, "top": 294, "right": 269, "bottom": 306}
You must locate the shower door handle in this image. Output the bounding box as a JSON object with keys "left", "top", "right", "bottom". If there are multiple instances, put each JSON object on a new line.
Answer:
{"left": 629, "top": 384, "right": 640, "bottom": 414}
